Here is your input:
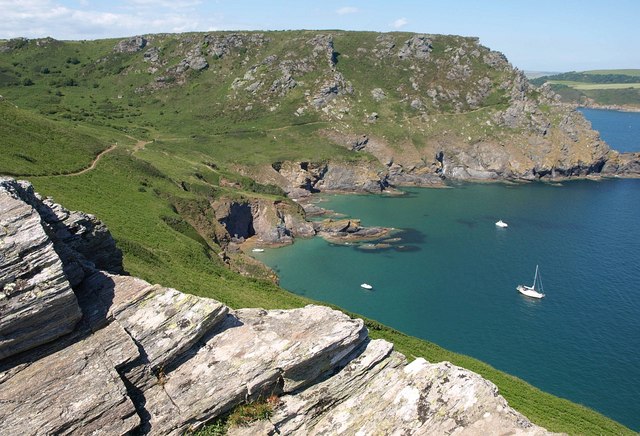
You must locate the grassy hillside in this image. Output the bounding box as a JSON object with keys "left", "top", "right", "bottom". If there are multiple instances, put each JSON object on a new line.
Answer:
{"left": 0, "top": 98, "right": 131, "bottom": 175}
{"left": 584, "top": 69, "right": 640, "bottom": 76}
{"left": 0, "top": 32, "right": 633, "bottom": 434}
{"left": 531, "top": 69, "right": 640, "bottom": 108}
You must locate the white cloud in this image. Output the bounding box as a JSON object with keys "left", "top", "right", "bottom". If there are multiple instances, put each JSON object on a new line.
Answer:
{"left": 0, "top": 0, "right": 213, "bottom": 40}
{"left": 392, "top": 17, "right": 408, "bottom": 29}
{"left": 336, "top": 6, "right": 358, "bottom": 15}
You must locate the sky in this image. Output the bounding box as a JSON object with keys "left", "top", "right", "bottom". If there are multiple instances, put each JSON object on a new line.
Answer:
{"left": 1, "top": 0, "right": 639, "bottom": 72}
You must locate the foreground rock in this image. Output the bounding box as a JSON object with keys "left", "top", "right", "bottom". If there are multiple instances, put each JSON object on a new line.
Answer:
{"left": 0, "top": 322, "right": 140, "bottom": 435}
{"left": 0, "top": 179, "right": 556, "bottom": 435}
{"left": 231, "top": 340, "right": 552, "bottom": 436}
{"left": 0, "top": 179, "right": 82, "bottom": 360}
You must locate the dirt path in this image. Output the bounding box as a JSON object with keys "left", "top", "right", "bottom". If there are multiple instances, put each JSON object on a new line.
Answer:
{"left": 66, "top": 144, "right": 118, "bottom": 176}
{"left": 60, "top": 138, "right": 152, "bottom": 177}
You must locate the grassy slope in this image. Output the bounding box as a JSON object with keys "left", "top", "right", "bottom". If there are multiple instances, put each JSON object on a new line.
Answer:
{"left": 0, "top": 99, "right": 131, "bottom": 176}
{"left": 0, "top": 33, "right": 633, "bottom": 434}
{"left": 548, "top": 81, "right": 640, "bottom": 90}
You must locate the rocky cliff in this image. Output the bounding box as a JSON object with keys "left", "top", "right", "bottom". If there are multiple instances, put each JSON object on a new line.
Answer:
{"left": 2, "top": 31, "right": 638, "bottom": 197}
{"left": 0, "top": 179, "right": 558, "bottom": 434}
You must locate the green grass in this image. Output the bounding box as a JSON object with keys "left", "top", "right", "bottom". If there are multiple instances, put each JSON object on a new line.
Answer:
{"left": 0, "top": 99, "right": 132, "bottom": 176}
{"left": 548, "top": 80, "right": 640, "bottom": 90}
{"left": 531, "top": 69, "right": 640, "bottom": 107}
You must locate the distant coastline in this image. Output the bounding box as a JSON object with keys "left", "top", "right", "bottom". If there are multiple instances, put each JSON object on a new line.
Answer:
{"left": 576, "top": 103, "right": 640, "bottom": 113}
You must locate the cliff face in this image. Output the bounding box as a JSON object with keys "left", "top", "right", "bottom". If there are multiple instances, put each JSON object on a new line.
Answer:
{"left": 0, "top": 179, "right": 558, "bottom": 434}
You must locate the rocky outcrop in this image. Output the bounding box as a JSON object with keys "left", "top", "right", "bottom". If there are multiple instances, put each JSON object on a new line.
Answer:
{"left": 313, "top": 218, "right": 390, "bottom": 243}
{"left": 231, "top": 340, "right": 552, "bottom": 436}
{"left": 265, "top": 161, "right": 391, "bottom": 197}
{"left": 211, "top": 197, "right": 314, "bottom": 245}
{"left": 0, "top": 179, "right": 556, "bottom": 435}
{"left": 397, "top": 35, "right": 433, "bottom": 60}
{"left": 0, "top": 179, "right": 82, "bottom": 360}
{"left": 114, "top": 36, "right": 147, "bottom": 53}
{"left": 602, "top": 151, "right": 640, "bottom": 176}
{"left": 0, "top": 320, "right": 141, "bottom": 435}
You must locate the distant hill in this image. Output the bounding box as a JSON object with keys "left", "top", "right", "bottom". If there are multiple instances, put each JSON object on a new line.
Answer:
{"left": 529, "top": 69, "right": 640, "bottom": 108}
{"left": 523, "top": 70, "right": 561, "bottom": 79}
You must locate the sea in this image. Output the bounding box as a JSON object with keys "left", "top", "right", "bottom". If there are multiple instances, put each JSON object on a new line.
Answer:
{"left": 259, "top": 109, "right": 640, "bottom": 431}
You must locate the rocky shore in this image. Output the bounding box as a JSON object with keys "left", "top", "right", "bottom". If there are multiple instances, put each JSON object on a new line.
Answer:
{"left": 0, "top": 178, "right": 560, "bottom": 435}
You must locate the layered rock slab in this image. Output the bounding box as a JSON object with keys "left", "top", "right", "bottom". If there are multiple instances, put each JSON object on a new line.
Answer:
{"left": 231, "top": 339, "right": 555, "bottom": 436}
{"left": 0, "top": 179, "right": 82, "bottom": 360}
{"left": 143, "top": 305, "right": 367, "bottom": 434}
{"left": 0, "top": 322, "right": 140, "bottom": 435}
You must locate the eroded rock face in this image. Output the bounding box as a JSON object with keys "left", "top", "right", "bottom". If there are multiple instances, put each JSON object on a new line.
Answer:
{"left": 114, "top": 36, "right": 147, "bottom": 53}
{"left": 211, "top": 197, "right": 314, "bottom": 245}
{"left": 0, "top": 179, "right": 82, "bottom": 360}
{"left": 272, "top": 161, "right": 389, "bottom": 196}
{"left": 0, "top": 322, "right": 140, "bottom": 435}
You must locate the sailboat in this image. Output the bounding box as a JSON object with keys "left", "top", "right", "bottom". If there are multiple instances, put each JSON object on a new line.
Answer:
{"left": 517, "top": 265, "right": 546, "bottom": 299}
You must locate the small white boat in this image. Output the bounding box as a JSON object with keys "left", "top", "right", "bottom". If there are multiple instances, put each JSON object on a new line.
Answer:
{"left": 360, "top": 283, "right": 373, "bottom": 290}
{"left": 517, "top": 265, "right": 545, "bottom": 299}
{"left": 495, "top": 220, "right": 508, "bottom": 228}
{"left": 252, "top": 248, "right": 265, "bottom": 253}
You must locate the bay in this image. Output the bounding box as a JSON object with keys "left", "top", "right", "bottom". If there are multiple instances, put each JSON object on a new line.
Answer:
{"left": 261, "top": 181, "right": 640, "bottom": 431}
{"left": 579, "top": 107, "right": 640, "bottom": 152}
{"left": 259, "top": 108, "right": 640, "bottom": 430}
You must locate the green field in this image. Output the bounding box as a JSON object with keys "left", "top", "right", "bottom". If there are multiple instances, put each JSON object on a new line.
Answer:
{"left": 532, "top": 69, "right": 640, "bottom": 107}
{"left": 548, "top": 80, "right": 640, "bottom": 90}
{"left": 0, "top": 32, "right": 635, "bottom": 434}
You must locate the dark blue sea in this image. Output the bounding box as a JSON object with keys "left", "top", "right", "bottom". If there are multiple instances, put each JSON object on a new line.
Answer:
{"left": 260, "top": 110, "right": 640, "bottom": 430}
{"left": 579, "top": 107, "right": 640, "bottom": 152}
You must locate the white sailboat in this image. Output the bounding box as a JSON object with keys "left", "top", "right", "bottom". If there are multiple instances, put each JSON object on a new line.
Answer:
{"left": 517, "top": 265, "right": 545, "bottom": 299}
{"left": 495, "top": 220, "right": 508, "bottom": 228}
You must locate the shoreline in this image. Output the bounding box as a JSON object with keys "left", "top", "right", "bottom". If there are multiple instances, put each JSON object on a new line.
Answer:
{"left": 575, "top": 103, "right": 640, "bottom": 113}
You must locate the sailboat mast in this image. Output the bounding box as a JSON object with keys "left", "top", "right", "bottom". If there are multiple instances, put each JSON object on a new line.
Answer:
{"left": 532, "top": 265, "right": 539, "bottom": 288}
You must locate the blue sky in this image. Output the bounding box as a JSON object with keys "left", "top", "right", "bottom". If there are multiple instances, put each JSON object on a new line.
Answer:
{"left": 1, "top": 0, "right": 638, "bottom": 72}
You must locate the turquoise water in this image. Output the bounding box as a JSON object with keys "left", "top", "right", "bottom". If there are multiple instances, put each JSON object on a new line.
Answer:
{"left": 261, "top": 181, "right": 640, "bottom": 430}
{"left": 259, "top": 108, "right": 640, "bottom": 429}
{"left": 579, "top": 107, "right": 640, "bottom": 152}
